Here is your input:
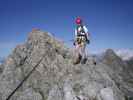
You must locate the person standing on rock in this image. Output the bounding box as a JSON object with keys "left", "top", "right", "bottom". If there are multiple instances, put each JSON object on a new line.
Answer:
{"left": 73, "top": 17, "right": 90, "bottom": 64}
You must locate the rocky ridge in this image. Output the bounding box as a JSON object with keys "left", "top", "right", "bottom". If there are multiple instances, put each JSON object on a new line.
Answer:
{"left": 0, "top": 30, "right": 133, "bottom": 100}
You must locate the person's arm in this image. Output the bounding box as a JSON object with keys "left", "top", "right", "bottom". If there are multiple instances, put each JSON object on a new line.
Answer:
{"left": 83, "top": 26, "right": 90, "bottom": 39}
{"left": 86, "top": 32, "right": 90, "bottom": 40}
{"left": 83, "top": 26, "right": 90, "bottom": 44}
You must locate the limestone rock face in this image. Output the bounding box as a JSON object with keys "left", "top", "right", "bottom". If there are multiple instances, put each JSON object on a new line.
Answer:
{"left": 0, "top": 30, "right": 132, "bottom": 100}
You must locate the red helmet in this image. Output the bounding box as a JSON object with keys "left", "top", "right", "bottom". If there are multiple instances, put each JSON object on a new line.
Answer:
{"left": 75, "top": 17, "right": 82, "bottom": 24}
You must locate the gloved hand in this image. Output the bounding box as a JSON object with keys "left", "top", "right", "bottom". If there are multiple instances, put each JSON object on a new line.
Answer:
{"left": 86, "top": 39, "right": 90, "bottom": 44}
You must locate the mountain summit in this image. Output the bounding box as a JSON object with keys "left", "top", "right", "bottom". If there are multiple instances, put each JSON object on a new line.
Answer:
{"left": 0, "top": 30, "right": 133, "bottom": 100}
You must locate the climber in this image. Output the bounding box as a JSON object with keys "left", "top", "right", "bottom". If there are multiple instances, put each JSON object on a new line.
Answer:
{"left": 73, "top": 17, "right": 90, "bottom": 64}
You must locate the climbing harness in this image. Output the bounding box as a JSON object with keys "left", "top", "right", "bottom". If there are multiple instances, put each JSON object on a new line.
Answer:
{"left": 76, "top": 35, "right": 86, "bottom": 45}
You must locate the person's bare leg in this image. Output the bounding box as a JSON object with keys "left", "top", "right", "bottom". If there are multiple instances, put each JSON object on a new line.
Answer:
{"left": 80, "top": 43, "right": 87, "bottom": 64}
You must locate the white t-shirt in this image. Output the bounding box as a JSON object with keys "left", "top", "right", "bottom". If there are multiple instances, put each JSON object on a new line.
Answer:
{"left": 75, "top": 25, "right": 89, "bottom": 39}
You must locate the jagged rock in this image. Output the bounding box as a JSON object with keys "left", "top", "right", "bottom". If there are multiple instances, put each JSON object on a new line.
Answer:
{"left": 125, "top": 57, "right": 133, "bottom": 72}
{"left": 0, "top": 30, "right": 132, "bottom": 100}
{"left": 100, "top": 49, "right": 133, "bottom": 99}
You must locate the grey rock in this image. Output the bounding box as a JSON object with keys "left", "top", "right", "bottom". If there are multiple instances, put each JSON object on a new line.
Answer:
{"left": 99, "top": 87, "right": 115, "bottom": 100}
{"left": 0, "top": 30, "right": 132, "bottom": 100}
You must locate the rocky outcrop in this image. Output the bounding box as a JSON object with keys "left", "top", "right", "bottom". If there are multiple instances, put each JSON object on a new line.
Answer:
{"left": 125, "top": 57, "right": 133, "bottom": 72}
{"left": 101, "top": 49, "right": 133, "bottom": 99}
{"left": 0, "top": 30, "right": 132, "bottom": 100}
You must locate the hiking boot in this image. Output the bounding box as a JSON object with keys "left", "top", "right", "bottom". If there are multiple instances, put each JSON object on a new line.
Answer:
{"left": 80, "top": 58, "right": 87, "bottom": 64}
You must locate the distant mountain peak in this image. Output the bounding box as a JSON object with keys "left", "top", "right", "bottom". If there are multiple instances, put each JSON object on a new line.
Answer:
{"left": 115, "top": 49, "right": 133, "bottom": 60}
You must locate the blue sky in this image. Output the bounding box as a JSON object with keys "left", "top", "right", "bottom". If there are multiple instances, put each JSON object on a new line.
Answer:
{"left": 0, "top": 0, "right": 133, "bottom": 57}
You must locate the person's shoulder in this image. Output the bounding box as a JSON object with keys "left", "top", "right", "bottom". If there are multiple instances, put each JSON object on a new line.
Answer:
{"left": 83, "top": 25, "right": 88, "bottom": 30}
